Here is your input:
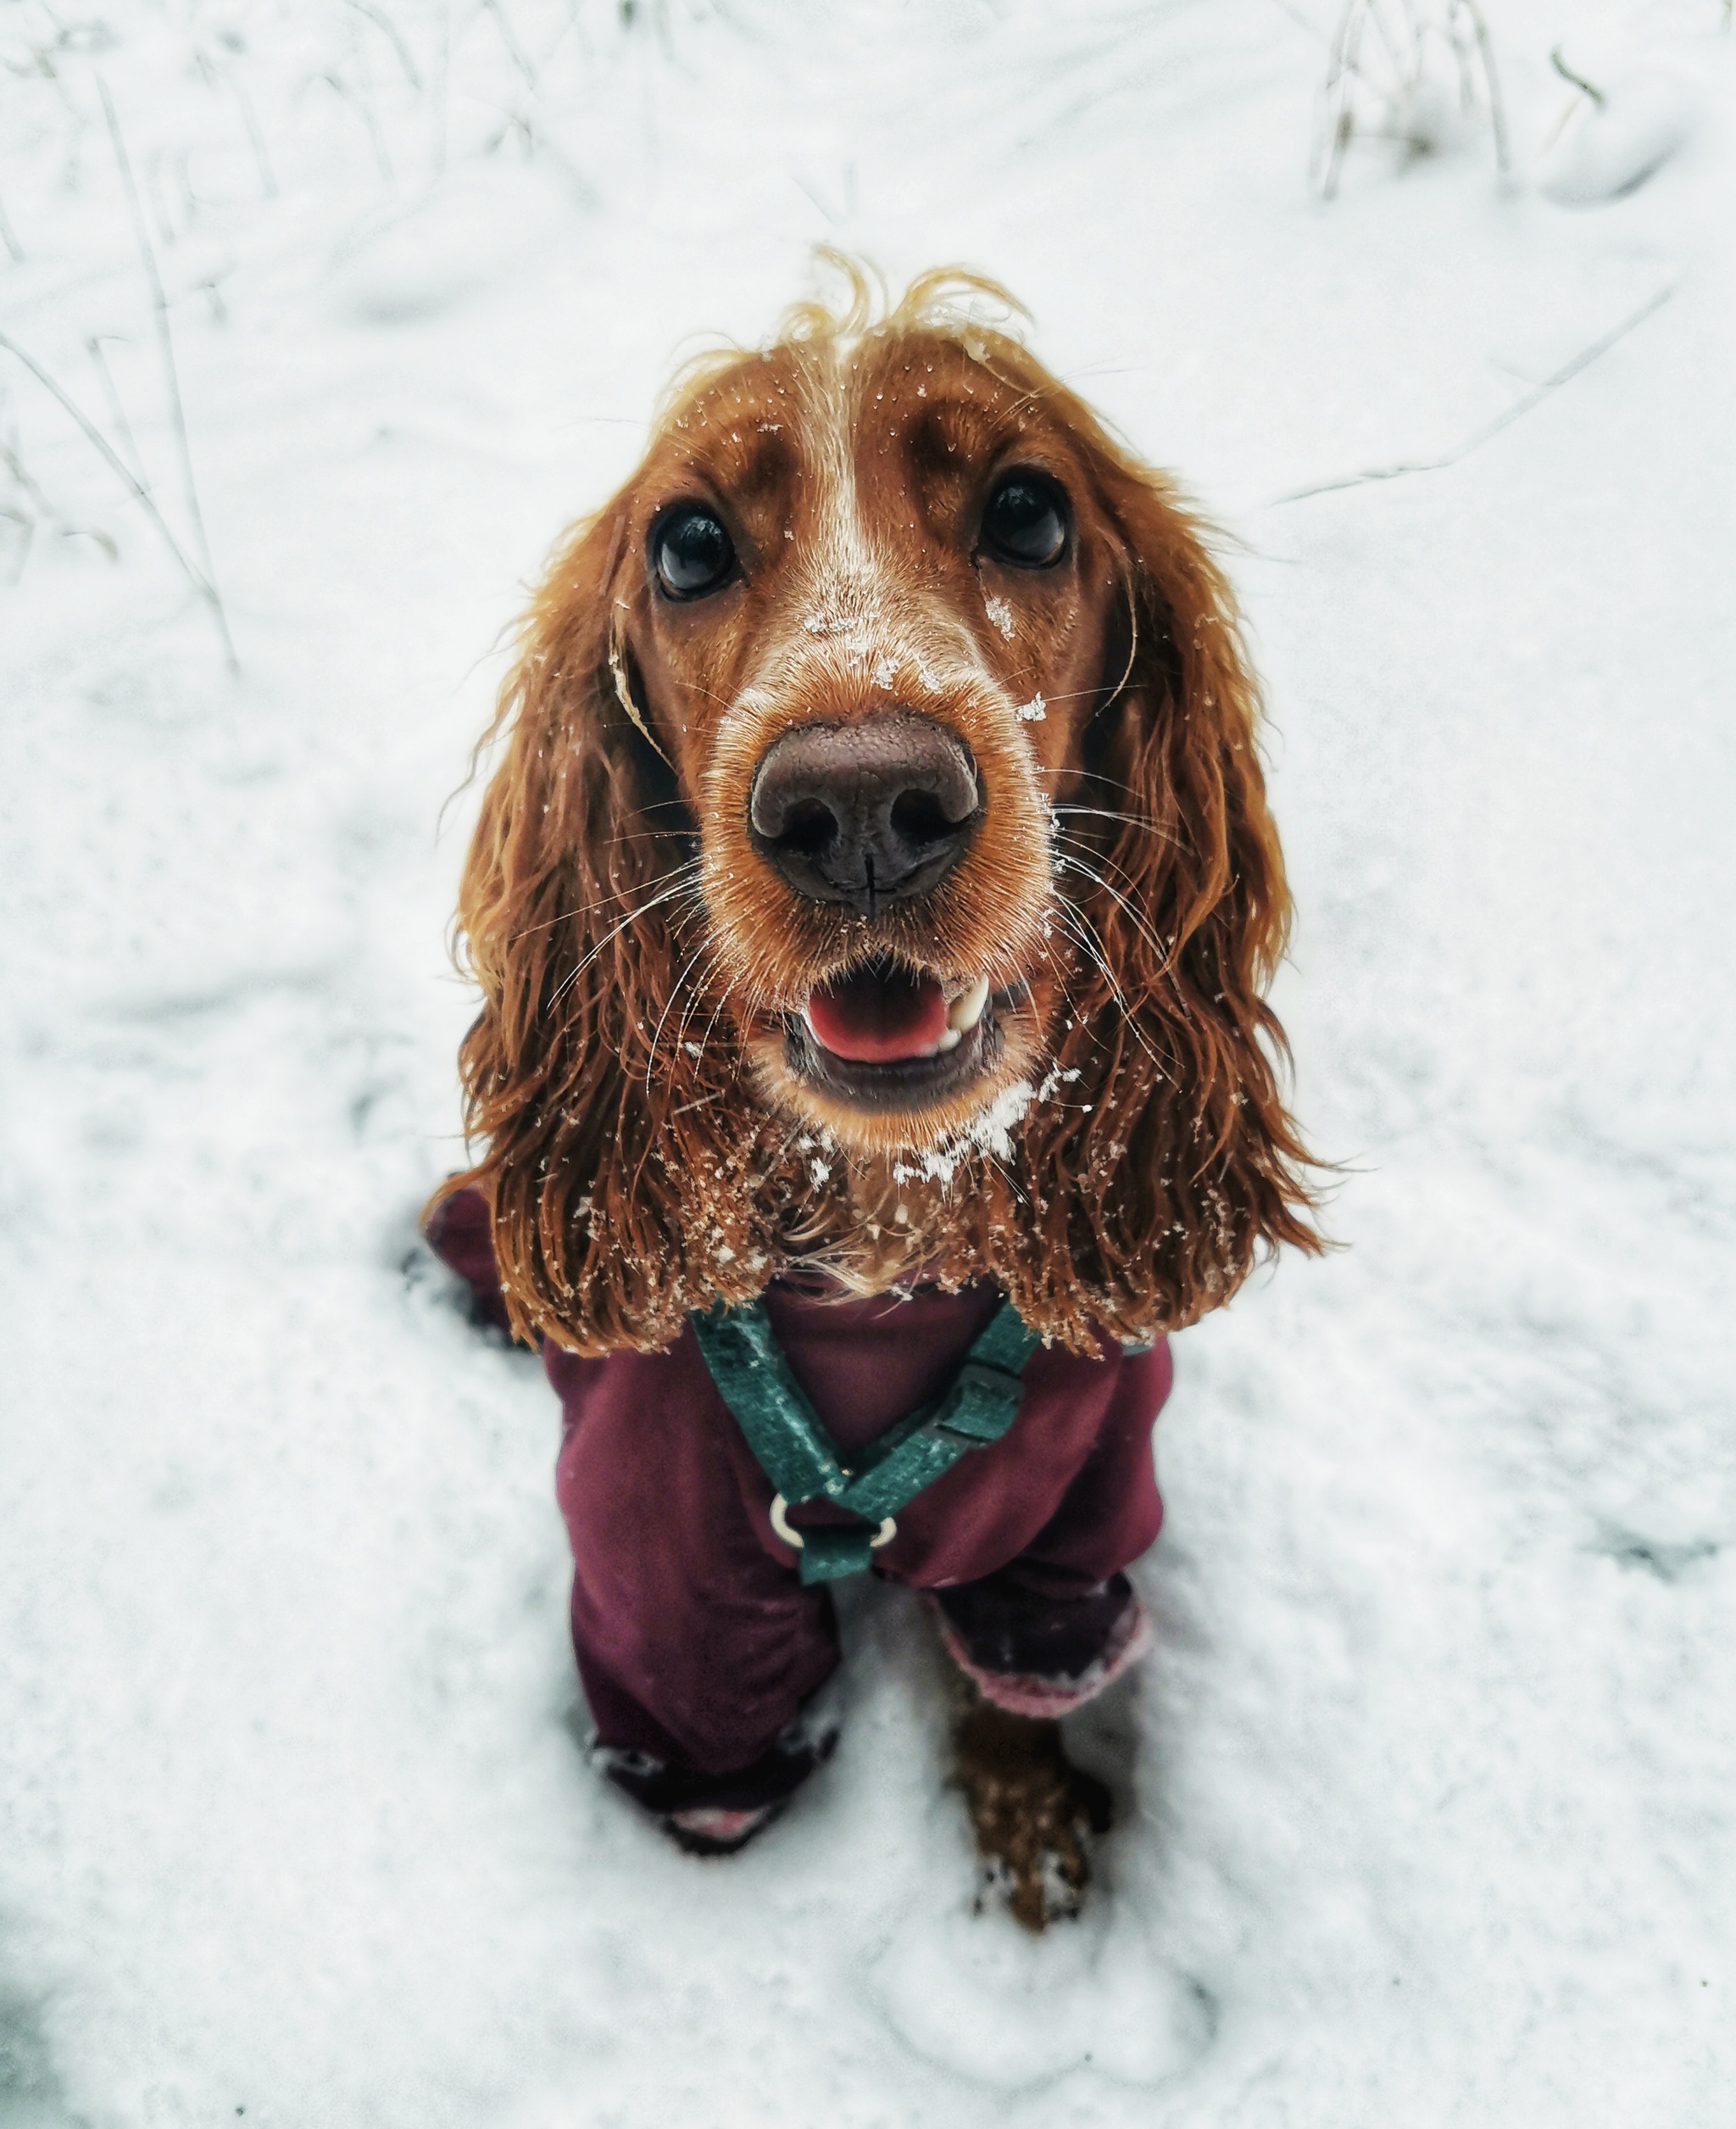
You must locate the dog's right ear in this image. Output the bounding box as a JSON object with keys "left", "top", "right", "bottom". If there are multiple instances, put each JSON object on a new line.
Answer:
{"left": 429, "top": 504, "right": 756, "bottom": 1354}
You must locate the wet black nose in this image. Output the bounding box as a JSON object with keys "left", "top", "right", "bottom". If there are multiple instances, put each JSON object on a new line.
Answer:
{"left": 748, "top": 715, "right": 981, "bottom": 913}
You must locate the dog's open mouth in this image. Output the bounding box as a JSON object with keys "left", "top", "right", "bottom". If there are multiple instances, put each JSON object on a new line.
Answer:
{"left": 787, "top": 960, "right": 1004, "bottom": 1110}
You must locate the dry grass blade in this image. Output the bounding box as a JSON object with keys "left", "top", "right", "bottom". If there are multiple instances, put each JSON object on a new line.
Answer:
{"left": 1, "top": 438, "right": 119, "bottom": 569}
{"left": 1267, "top": 285, "right": 1676, "bottom": 513}
{"left": 1315, "top": 0, "right": 1507, "bottom": 200}
{"left": 96, "top": 77, "right": 238, "bottom": 669}
{"left": 0, "top": 332, "right": 220, "bottom": 617}
{"left": 1271, "top": 282, "right": 1677, "bottom": 507}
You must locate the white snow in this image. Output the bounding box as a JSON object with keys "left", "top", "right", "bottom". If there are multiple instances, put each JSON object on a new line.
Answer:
{"left": 3, "top": 2, "right": 1733, "bottom": 2123}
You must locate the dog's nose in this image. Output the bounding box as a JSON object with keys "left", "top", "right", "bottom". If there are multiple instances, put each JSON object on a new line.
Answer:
{"left": 748, "top": 714, "right": 980, "bottom": 912}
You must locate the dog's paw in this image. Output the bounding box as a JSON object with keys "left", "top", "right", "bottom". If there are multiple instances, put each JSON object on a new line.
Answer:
{"left": 952, "top": 1702, "right": 1113, "bottom": 1932}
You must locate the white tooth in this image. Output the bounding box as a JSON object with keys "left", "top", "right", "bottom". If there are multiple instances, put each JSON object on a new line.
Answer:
{"left": 934, "top": 1028, "right": 962, "bottom": 1053}
{"left": 948, "top": 976, "right": 990, "bottom": 1034}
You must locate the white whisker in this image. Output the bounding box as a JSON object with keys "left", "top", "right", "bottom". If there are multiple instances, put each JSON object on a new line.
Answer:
{"left": 1051, "top": 804, "right": 1179, "bottom": 848}
{"left": 509, "top": 856, "right": 702, "bottom": 943}
{"left": 643, "top": 936, "right": 722, "bottom": 1092}
{"left": 1052, "top": 841, "right": 1177, "bottom": 973}
{"left": 546, "top": 875, "right": 704, "bottom": 1010}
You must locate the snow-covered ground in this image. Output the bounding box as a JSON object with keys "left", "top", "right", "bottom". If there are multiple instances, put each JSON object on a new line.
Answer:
{"left": 3, "top": 1, "right": 1732, "bottom": 2121}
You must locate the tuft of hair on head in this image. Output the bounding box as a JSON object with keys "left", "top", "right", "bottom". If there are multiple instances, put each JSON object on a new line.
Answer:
{"left": 656, "top": 251, "right": 1038, "bottom": 431}
{"left": 782, "top": 248, "right": 1032, "bottom": 353}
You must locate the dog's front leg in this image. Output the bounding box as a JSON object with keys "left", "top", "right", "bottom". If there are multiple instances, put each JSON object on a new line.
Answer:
{"left": 951, "top": 1696, "right": 1114, "bottom": 1931}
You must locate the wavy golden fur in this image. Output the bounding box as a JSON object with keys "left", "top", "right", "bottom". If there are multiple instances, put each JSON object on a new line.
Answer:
{"left": 439, "top": 260, "right": 1320, "bottom": 1356}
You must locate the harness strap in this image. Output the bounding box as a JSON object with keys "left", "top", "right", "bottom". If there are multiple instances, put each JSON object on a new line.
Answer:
{"left": 689, "top": 1294, "right": 1042, "bottom": 1585}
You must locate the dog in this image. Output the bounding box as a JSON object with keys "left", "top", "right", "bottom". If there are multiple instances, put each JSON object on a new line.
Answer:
{"left": 428, "top": 261, "right": 1318, "bottom": 1928}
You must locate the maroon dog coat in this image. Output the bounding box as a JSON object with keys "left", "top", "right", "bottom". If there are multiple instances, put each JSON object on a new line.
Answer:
{"left": 429, "top": 1189, "right": 1169, "bottom": 1821}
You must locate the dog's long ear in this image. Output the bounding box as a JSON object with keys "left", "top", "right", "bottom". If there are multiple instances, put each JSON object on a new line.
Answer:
{"left": 432, "top": 506, "right": 776, "bottom": 1352}
{"left": 1004, "top": 455, "right": 1321, "bottom": 1346}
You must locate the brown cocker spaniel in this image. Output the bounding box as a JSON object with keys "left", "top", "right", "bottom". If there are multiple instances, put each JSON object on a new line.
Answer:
{"left": 434, "top": 263, "right": 1318, "bottom": 1927}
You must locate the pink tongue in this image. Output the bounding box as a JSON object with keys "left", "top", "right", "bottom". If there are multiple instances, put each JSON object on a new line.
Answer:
{"left": 806, "top": 967, "right": 949, "bottom": 1063}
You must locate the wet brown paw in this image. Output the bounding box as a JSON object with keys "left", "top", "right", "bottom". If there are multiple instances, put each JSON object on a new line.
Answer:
{"left": 952, "top": 1700, "right": 1114, "bottom": 1932}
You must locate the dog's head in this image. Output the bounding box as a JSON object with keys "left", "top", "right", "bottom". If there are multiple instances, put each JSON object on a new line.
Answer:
{"left": 448, "top": 265, "right": 1318, "bottom": 1352}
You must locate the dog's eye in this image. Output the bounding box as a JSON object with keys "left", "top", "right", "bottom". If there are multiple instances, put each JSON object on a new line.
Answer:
{"left": 652, "top": 505, "right": 736, "bottom": 599}
{"left": 980, "top": 473, "right": 1068, "bottom": 569}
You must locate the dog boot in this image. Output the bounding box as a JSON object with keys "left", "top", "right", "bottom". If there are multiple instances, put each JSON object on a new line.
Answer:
{"left": 662, "top": 1800, "right": 789, "bottom": 1856}
{"left": 422, "top": 1183, "right": 513, "bottom": 1335}
{"left": 930, "top": 1569, "right": 1153, "bottom": 1719}
{"left": 591, "top": 1712, "right": 838, "bottom": 1858}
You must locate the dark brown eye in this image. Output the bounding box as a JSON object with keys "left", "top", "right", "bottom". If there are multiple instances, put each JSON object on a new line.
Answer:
{"left": 980, "top": 472, "right": 1068, "bottom": 568}
{"left": 652, "top": 504, "right": 735, "bottom": 599}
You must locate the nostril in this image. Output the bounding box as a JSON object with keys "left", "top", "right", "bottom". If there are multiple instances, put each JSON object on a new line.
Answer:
{"left": 777, "top": 796, "right": 838, "bottom": 856}
{"left": 888, "top": 788, "right": 957, "bottom": 848}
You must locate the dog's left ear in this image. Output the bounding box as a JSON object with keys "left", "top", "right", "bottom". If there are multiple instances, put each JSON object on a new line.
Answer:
{"left": 1003, "top": 452, "right": 1322, "bottom": 1346}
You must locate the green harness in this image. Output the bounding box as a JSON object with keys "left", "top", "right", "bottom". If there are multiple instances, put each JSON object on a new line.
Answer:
{"left": 689, "top": 1294, "right": 1043, "bottom": 1585}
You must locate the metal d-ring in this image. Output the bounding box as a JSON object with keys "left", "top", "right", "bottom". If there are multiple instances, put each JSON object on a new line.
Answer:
{"left": 769, "top": 1493, "right": 896, "bottom": 1552}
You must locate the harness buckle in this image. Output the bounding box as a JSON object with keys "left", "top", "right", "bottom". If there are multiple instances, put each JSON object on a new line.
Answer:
{"left": 770, "top": 1492, "right": 896, "bottom": 1552}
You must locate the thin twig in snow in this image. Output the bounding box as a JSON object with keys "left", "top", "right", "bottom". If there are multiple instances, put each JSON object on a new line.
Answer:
{"left": 86, "top": 335, "right": 147, "bottom": 481}
{"left": 1267, "top": 283, "right": 1677, "bottom": 508}
{"left": 0, "top": 333, "right": 215, "bottom": 605}
{"left": 481, "top": 0, "right": 540, "bottom": 88}
{"left": 1316, "top": 0, "right": 1507, "bottom": 199}
{"left": 1550, "top": 47, "right": 1605, "bottom": 109}
{"left": 97, "top": 77, "right": 237, "bottom": 668}
{"left": 2, "top": 441, "right": 119, "bottom": 562}
{"left": 225, "top": 65, "right": 280, "bottom": 197}
{"left": 1266, "top": 0, "right": 1327, "bottom": 42}
{"left": 1464, "top": 2, "right": 1509, "bottom": 172}
{"left": 319, "top": 70, "right": 395, "bottom": 182}
{"left": 344, "top": 0, "right": 422, "bottom": 88}
{"left": 0, "top": 508, "right": 34, "bottom": 582}
{"left": 431, "top": 0, "right": 450, "bottom": 176}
